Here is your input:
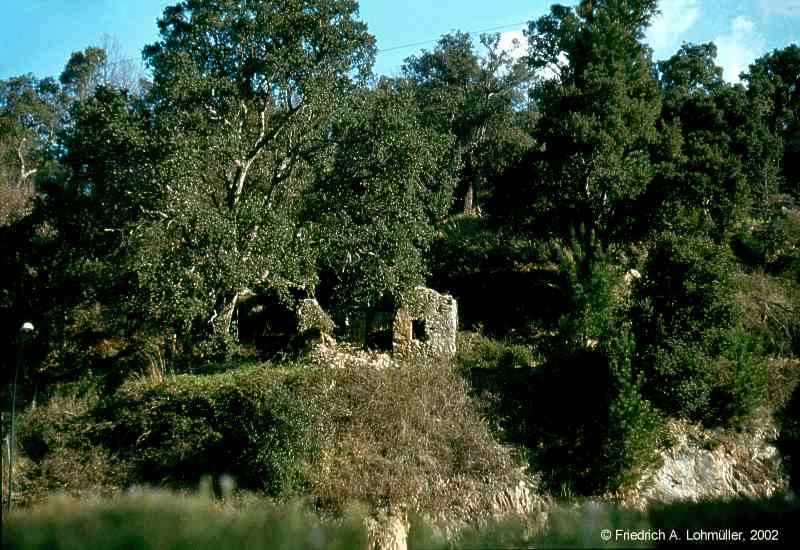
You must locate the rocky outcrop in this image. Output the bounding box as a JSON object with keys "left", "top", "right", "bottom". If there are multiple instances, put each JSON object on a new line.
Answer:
{"left": 624, "top": 414, "right": 788, "bottom": 508}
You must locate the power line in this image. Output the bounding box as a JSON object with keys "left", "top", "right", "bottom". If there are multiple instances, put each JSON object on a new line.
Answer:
{"left": 378, "top": 20, "right": 529, "bottom": 53}
{"left": 80, "top": 19, "right": 532, "bottom": 66}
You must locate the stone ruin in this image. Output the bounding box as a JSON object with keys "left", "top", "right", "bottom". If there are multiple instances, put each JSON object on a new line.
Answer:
{"left": 390, "top": 286, "right": 458, "bottom": 358}
{"left": 296, "top": 298, "right": 336, "bottom": 346}
{"left": 240, "top": 286, "right": 457, "bottom": 360}
{"left": 303, "top": 286, "right": 458, "bottom": 359}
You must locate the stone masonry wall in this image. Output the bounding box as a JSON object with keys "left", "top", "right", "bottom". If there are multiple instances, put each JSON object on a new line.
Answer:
{"left": 393, "top": 286, "right": 457, "bottom": 358}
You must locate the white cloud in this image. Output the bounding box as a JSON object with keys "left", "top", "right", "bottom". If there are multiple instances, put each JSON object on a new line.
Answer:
{"left": 497, "top": 30, "right": 526, "bottom": 62}
{"left": 714, "top": 15, "right": 766, "bottom": 83}
{"left": 760, "top": 0, "right": 800, "bottom": 17}
{"left": 646, "top": 0, "right": 701, "bottom": 58}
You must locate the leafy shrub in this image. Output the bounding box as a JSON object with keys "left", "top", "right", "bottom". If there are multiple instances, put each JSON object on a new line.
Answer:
{"left": 732, "top": 203, "right": 800, "bottom": 276}
{"left": 457, "top": 334, "right": 538, "bottom": 372}
{"left": 427, "top": 218, "right": 559, "bottom": 337}
{"left": 94, "top": 366, "right": 317, "bottom": 497}
{"left": 10, "top": 391, "right": 126, "bottom": 506}
{"left": 596, "top": 332, "right": 662, "bottom": 491}
{"left": 538, "top": 232, "right": 660, "bottom": 493}
{"left": 632, "top": 232, "right": 767, "bottom": 426}
{"left": 549, "top": 229, "right": 622, "bottom": 354}
{"left": 707, "top": 327, "right": 769, "bottom": 426}
{"left": 460, "top": 234, "right": 661, "bottom": 495}
{"left": 529, "top": 337, "right": 661, "bottom": 496}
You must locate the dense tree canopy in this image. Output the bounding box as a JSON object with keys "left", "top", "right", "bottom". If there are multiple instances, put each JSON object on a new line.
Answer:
{"left": 305, "top": 83, "right": 458, "bottom": 321}
{"left": 746, "top": 45, "right": 800, "bottom": 198}
{"left": 1, "top": 3, "right": 799, "bottom": 496}
{"left": 126, "top": 0, "right": 378, "bottom": 343}
{"left": 402, "top": 32, "right": 533, "bottom": 215}
{"left": 521, "top": 0, "right": 661, "bottom": 241}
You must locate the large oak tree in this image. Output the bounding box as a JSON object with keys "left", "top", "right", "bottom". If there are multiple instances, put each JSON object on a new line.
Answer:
{"left": 132, "top": 0, "right": 376, "bottom": 343}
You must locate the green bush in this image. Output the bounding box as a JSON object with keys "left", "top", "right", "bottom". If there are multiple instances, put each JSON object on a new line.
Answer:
{"left": 536, "top": 232, "right": 660, "bottom": 494}
{"left": 456, "top": 334, "right": 540, "bottom": 446}
{"left": 457, "top": 334, "right": 538, "bottom": 372}
{"left": 707, "top": 327, "right": 768, "bottom": 426}
{"left": 530, "top": 336, "right": 661, "bottom": 496}
{"left": 549, "top": 229, "right": 621, "bottom": 354}
{"left": 646, "top": 340, "right": 714, "bottom": 419}
{"left": 459, "top": 235, "right": 661, "bottom": 496}
{"left": 633, "top": 232, "right": 767, "bottom": 426}
{"left": 94, "top": 366, "right": 317, "bottom": 497}
{"left": 597, "top": 332, "right": 662, "bottom": 491}
{"left": 732, "top": 204, "right": 800, "bottom": 276}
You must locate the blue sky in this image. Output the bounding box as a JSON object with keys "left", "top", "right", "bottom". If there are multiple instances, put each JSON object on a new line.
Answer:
{"left": 1, "top": 1, "right": 798, "bottom": 83}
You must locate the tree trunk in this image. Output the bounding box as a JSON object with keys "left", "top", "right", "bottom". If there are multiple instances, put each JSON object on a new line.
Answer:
{"left": 463, "top": 182, "right": 475, "bottom": 216}
{"left": 212, "top": 292, "right": 240, "bottom": 337}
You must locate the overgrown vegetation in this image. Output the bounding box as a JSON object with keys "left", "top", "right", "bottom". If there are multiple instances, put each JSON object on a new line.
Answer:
{"left": 94, "top": 367, "right": 317, "bottom": 497}
{"left": 3, "top": 0, "right": 800, "bottom": 544}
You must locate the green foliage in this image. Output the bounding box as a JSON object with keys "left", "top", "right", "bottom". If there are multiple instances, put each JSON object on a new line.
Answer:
{"left": 523, "top": 0, "right": 661, "bottom": 241}
{"left": 0, "top": 74, "right": 62, "bottom": 192}
{"left": 96, "top": 368, "right": 317, "bottom": 497}
{"left": 633, "top": 232, "right": 767, "bottom": 425}
{"left": 402, "top": 31, "right": 534, "bottom": 214}
{"left": 427, "top": 218, "right": 555, "bottom": 337}
{"left": 4, "top": 0, "right": 800, "bottom": 513}
{"left": 598, "top": 332, "right": 662, "bottom": 490}
{"left": 457, "top": 334, "right": 537, "bottom": 372}
{"left": 746, "top": 45, "right": 800, "bottom": 199}
{"left": 113, "top": 0, "right": 378, "bottom": 345}
{"left": 50, "top": 86, "right": 155, "bottom": 256}
{"left": 550, "top": 230, "right": 621, "bottom": 354}
{"left": 734, "top": 204, "right": 800, "bottom": 276}
{"left": 532, "top": 336, "right": 660, "bottom": 494}
{"left": 652, "top": 43, "right": 783, "bottom": 240}
{"left": 428, "top": 217, "right": 528, "bottom": 279}
{"left": 708, "top": 327, "right": 769, "bottom": 424}
{"left": 306, "top": 84, "right": 457, "bottom": 321}
{"left": 456, "top": 233, "right": 662, "bottom": 495}
{"left": 59, "top": 47, "right": 108, "bottom": 101}
{"left": 473, "top": 341, "right": 660, "bottom": 496}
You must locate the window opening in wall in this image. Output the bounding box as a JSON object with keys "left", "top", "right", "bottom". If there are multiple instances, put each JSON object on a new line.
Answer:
{"left": 412, "top": 319, "right": 428, "bottom": 342}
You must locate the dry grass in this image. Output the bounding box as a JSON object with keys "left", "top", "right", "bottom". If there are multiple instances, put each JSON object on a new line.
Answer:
{"left": 295, "top": 358, "right": 531, "bottom": 518}
{"left": 0, "top": 183, "right": 34, "bottom": 225}
{"left": 5, "top": 392, "right": 128, "bottom": 508}
{"left": 736, "top": 271, "right": 800, "bottom": 358}
{"left": 765, "top": 357, "right": 800, "bottom": 411}
{"left": 10, "top": 355, "right": 538, "bottom": 524}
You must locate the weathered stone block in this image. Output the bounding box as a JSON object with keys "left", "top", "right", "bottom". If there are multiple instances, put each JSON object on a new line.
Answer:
{"left": 393, "top": 286, "right": 457, "bottom": 357}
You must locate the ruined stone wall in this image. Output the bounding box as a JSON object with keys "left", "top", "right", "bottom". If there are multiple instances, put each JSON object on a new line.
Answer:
{"left": 393, "top": 287, "right": 457, "bottom": 358}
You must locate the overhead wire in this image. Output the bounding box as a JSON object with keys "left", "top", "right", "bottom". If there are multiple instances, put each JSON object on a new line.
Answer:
{"left": 74, "top": 19, "right": 533, "bottom": 66}
{"left": 378, "top": 20, "right": 529, "bottom": 53}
